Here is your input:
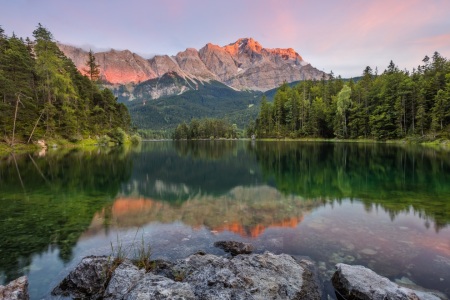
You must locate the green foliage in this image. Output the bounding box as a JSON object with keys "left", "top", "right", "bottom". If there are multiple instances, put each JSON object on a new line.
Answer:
{"left": 334, "top": 84, "right": 352, "bottom": 138}
{"left": 173, "top": 118, "right": 238, "bottom": 140}
{"left": 254, "top": 53, "right": 450, "bottom": 140}
{"left": 109, "top": 127, "right": 127, "bottom": 144}
{"left": 130, "top": 134, "right": 142, "bottom": 145}
{"left": 0, "top": 24, "right": 131, "bottom": 146}
{"left": 123, "top": 78, "right": 261, "bottom": 130}
{"left": 137, "top": 129, "right": 172, "bottom": 140}
{"left": 83, "top": 49, "right": 100, "bottom": 81}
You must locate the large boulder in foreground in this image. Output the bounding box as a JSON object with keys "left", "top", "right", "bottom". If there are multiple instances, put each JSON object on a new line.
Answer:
{"left": 53, "top": 251, "right": 321, "bottom": 300}
{"left": 332, "top": 263, "right": 443, "bottom": 300}
{"left": 52, "top": 256, "right": 112, "bottom": 299}
{"left": 0, "top": 276, "right": 29, "bottom": 300}
{"left": 173, "top": 252, "right": 321, "bottom": 299}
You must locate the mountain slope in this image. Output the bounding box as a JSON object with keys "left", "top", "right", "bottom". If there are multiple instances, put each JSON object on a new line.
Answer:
{"left": 59, "top": 38, "right": 327, "bottom": 92}
{"left": 125, "top": 78, "right": 262, "bottom": 130}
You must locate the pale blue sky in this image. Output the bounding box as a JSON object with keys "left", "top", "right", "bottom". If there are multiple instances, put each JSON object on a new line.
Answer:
{"left": 1, "top": 0, "right": 449, "bottom": 77}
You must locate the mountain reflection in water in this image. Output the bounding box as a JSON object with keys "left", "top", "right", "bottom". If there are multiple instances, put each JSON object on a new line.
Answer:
{"left": 84, "top": 185, "right": 324, "bottom": 238}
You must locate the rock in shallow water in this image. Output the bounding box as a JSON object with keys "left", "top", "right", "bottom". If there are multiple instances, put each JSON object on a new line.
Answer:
{"left": 0, "top": 276, "right": 29, "bottom": 300}
{"left": 332, "top": 263, "right": 443, "bottom": 300}
{"left": 52, "top": 255, "right": 112, "bottom": 299}
{"left": 213, "top": 240, "right": 255, "bottom": 256}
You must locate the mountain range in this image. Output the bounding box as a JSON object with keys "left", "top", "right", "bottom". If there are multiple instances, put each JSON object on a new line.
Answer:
{"left": 59, "top": 38, "right": 326, "bottom": 93}
{"left": 59, "top": 38, "right": 327, "bottom": 129}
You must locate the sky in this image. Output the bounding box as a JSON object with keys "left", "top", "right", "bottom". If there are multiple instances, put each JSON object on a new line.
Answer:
{"left": 1, "top": 0, "right": 450, "bottom": 78}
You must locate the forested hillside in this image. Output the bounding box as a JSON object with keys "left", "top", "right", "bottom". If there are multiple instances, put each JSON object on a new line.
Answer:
{"left": 251, "top": 54, "right": 450, "bottom": 140}
{"left": 125, "top": 79, "right": 260, "bottom": 130}
{"left": 0, "top": 24, "right": 130, "bottom": 147}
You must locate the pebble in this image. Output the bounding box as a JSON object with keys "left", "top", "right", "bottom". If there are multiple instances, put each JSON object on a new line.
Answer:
{"left": 360, "top": 248, "right": 377, "bottom": 255}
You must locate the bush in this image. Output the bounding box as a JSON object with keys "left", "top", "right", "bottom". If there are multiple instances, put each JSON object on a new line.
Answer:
{"left": 130, "top": 134, "right": 142, "bottom": 145}
{"left": 109, "top": 127, "right": 127, "bottom": 144}
{"left": 97, "top": 135, "right": 111, "bottom": 146}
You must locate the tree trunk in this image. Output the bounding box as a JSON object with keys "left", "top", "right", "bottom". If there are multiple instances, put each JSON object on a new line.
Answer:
{"left": 11, "top": 94, "right": 22, "bottom": 147}
{"left": 28, "top": 110, "right": 44, "bottom": 143}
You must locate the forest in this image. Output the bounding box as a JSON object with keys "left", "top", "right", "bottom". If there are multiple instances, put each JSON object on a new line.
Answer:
{"left": 249, "top": 53, "right": 450, "bottom": 140}
{"left": 173, "top": 118, "right": 239, "bottom": 139}
{"left": 0, "top": 24, "right": 131, "bottom": 147}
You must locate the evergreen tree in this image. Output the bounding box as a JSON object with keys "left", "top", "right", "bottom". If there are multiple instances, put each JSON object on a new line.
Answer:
{"left": 83, "top": 49, "right": 100, "bottom": 81}
{"left": 334, "top": 85, "right": 352, "bottom": 138}
{"left": 0, "top": 24, "right": 132, "bottom": 145}
{"left": 253, "top": 53, "right": 449, "bottom": 140}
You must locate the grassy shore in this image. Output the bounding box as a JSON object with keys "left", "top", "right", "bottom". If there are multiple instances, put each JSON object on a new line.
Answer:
{"left": 0, "top": 135, "right": 141, "bottom": 157}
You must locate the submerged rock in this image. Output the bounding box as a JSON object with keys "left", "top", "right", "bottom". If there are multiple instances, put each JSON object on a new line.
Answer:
{"left": 213, "top": 240, "right": 254, "bottom": 256}
{"left": 332, "top": 263, "right": 443, "bottom": 300}
{"left": 0, "top": 276, "right": 29, "bottom": 300}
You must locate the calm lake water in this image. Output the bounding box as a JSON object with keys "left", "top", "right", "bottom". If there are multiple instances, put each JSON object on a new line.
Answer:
{"left": 1, "top": 141, "right": 450, "bottom": 299}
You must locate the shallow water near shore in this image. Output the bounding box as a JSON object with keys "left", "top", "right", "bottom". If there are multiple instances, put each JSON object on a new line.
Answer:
{"left": 1, "top": 141, "right": 450, "bottom": 299}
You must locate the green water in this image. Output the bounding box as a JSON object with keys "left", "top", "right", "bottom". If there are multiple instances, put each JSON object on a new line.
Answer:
{"left": 0, "top": 141, "right": 449, "bottom": 299}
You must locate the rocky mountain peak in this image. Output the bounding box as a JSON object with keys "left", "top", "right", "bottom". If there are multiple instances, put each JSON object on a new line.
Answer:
{"left": 59, "top": 38, "right": 327, "bottom": 92}
{"left": 223, "top": 38, "right": 263, "bottom": 56}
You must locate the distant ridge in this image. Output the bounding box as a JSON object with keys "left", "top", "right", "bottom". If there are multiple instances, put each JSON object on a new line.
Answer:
{"left": 59, "top": 38, "right": 327, "bottom": 93}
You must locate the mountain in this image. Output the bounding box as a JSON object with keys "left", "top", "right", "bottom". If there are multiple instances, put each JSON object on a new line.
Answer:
{"left": 59, "top": 38, "right": 327, "bottom": 93}
{"left": 124, "top": 75, "right": 262, "bottom": 130}
{"left": 59, "top": 38, "right": 327, "bottom": 130}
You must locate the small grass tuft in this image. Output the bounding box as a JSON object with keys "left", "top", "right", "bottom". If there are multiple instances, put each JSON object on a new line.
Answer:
{"left": 134, "top": 235, "right": 153, "bottom": 272}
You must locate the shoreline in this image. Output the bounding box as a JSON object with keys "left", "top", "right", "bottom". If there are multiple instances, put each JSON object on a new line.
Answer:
{"left": 0, "top": 136, "right": 141, "bottom": 156}
{"left": 1, "top": 136, "right": 448, "bottom": 156}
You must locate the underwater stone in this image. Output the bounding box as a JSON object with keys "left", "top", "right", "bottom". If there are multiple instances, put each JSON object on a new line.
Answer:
{"left": 360, "top": 248, "right": 377, "bottom": 255}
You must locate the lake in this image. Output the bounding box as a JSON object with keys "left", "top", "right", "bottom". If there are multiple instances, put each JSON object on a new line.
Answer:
{"left": 1, "top": 141, "right": 450, "bottom": 299}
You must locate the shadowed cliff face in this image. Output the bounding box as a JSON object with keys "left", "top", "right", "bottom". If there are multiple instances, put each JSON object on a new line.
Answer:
{"left": 58, "top": 38, "right": 327, "bottom": 92}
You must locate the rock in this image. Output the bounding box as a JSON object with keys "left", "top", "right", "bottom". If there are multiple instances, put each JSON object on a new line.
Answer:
{"left": 123, "top": 273, "right": 195, "bottom": 300}
{"left": 104, "top": 260, "right": 145, "bottom": 300}
{"left": 213, "top": 240, "right": 254, "bottom": 256}
{"left": 332, "top": 263, "right": 443, "bottom": 300}
{"left": 174, "top": 252, "right": 321, "bottom": 299}
{"left": 53, "top": 252, "right": 321, "bottom": 300}
{"left": 36, "top": 139, "right": 47, "bottom": 149}
{"left": 360, "top": 248, "right": 377, "bottom": 255}
{"left": 0, "top": 276, "right": 29, "bottom": 300}
{"left": 52, "top": 255, "right": 112, "bottom": 299}
{"left": 59, "top": 38, "right": 326, "bottom": 92}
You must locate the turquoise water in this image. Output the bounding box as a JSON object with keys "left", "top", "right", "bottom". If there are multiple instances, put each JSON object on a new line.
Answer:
{"left": 1, "top": 141, "right": 449, "bottom": 299}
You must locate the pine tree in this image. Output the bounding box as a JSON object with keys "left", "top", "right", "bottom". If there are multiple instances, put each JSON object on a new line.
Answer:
{"left": 431, "top": 90, "right": 448, "bottom": 132}
{"left": 83, "top": 49, "right": 100, "bottom": 81}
